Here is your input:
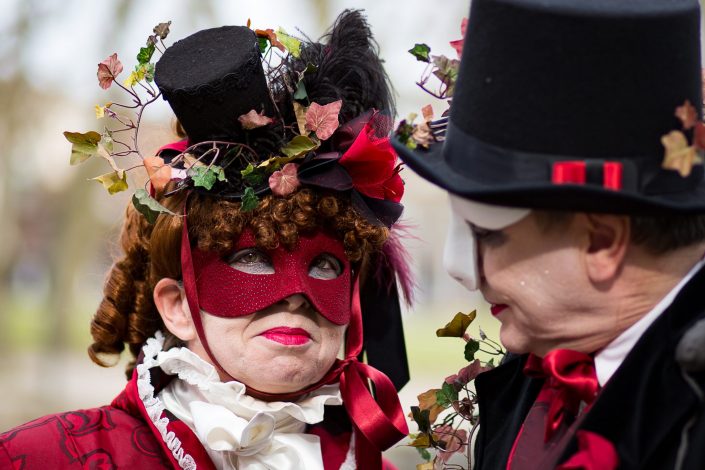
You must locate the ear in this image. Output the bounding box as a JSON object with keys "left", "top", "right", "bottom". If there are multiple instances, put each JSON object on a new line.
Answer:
{"left": 583, "top": 214, "right": 630, "bottom": 284}
{"left": 153, "top": 278, "right": 197, "bottom": 342}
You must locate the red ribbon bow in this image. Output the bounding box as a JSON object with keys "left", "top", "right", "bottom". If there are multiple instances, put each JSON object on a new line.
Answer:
{"left": 524, "top": 350, "right": 600, "bottom": 442}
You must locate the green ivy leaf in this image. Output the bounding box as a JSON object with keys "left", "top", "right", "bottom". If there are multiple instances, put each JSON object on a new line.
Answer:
{"left": 132, "top": 188, "right": 176, "bottom": 224}
{"left": 190, "top": 166, "right": 224, "bottom": 190}
{"left": 417, "top": 447, "right": 432, "bottom": 462}
{"left": 281, "top": 135, "right": 318, "bottom": 158}
{"left": 464, "top": 339, "right": 480, "bottom": 362}
{"left": 92, "top": 170, "right": 128, "bottom": 195}
{"left": 486, "top": 358, "right": 496, "bottom": 368}
{"left": 258, "top": 37, "right": 269, "bottom": 54}
{"left": 293, "top": 80, "right": 308, "bottom": 100}
{"left": 276, "top": 28, "right": 301, "bottom": 57}
{"left": 142, "top": 62, "right": 155, "bottom": 82}
{"left": 435, "top": 381, "right": 458, "bottom": 408}
{"left": 436, "top": 311, "right": 477, "bottom": 337}
{"left": 64, "top": 130, "right": 101, "bottom": 165}
{"left": 241, "top": 186, "right": 259, "bottom": 212}
{"left": 409, "top": 43, "right": 431, "bottom": 62}
{"left": 241, "top": 163, "right": 264, "bottom": 186}
{"left": 137, "top": 42, "right": 156, "bottom": 65}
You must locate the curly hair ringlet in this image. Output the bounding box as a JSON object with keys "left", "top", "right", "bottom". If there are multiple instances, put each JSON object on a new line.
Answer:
{"left": 87, "top": 185, "right": 389, "bottom": 379}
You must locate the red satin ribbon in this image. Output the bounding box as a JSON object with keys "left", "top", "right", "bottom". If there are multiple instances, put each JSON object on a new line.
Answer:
{"left": 551, "top": 161, "right": 623, "bottom": 190}
{"left": 180, "top": 199, "right": 407, "bottom": 469}
{"left": 524, "top": 350, "right": 599, "bottom": 442}
{"left": 556, "top": 430, "right": 619, "bottom": 470}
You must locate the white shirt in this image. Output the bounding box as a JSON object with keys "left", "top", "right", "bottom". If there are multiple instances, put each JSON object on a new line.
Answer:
{"left": 594, "top": 258, "right": 705, "bottom": 386}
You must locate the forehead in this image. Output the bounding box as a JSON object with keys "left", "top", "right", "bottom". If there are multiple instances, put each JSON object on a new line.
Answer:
{"left": 448, "top": 193, "right": 530, "bottom": 230}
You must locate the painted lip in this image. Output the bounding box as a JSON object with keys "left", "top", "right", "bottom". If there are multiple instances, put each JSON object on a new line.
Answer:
{"left": 490, "top": 304, "right": 508, "bottom": 316}
{"left": 260, "top": 327, "right": 312, "bottom": 346}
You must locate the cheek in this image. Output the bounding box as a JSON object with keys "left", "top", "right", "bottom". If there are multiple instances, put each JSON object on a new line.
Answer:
{"left": 319, "top": 324, "right": 347, "bottom": 358}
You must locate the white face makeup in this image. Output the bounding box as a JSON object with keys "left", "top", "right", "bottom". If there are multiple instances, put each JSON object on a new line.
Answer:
{"left": 443, "top": 193, "right": 531, "bottom": 291}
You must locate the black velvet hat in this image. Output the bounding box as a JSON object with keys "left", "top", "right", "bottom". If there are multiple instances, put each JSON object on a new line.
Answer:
{"left": 154, "top": 26, "right": 274, "bottom": 143}
{"left": 393, "top": 0, "right": 705, "bottom": 214}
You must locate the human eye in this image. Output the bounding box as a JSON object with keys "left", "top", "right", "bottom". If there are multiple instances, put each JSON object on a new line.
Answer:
{"left": 467, "top": 223, "right": 507, "bottom": 247}
{"left": 308, "top": 253, "right": 343, "bottom": 280}
{"left": 227, "top": 248, "right": 275, "bottom": 274}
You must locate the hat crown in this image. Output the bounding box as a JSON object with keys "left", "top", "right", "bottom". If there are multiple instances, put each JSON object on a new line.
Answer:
{"left": 154, "top": 26, "right": 273, "bottom": 143}
{"left": 452, "top": 0, "right": 702, "bottom": 159}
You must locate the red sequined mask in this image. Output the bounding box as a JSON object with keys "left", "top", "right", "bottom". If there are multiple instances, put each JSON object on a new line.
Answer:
{"left": 191, "top": 230, "right": 352, "bottom": 325}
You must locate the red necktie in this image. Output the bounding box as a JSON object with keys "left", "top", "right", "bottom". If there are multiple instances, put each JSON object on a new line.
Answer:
{"left": 507, "top": 350, "right": 600, "bottom": 470}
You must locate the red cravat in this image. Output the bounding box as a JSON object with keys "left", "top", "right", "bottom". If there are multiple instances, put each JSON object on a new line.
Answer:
{"left": 507, "top": 350, "right": 600, "bottom": 470}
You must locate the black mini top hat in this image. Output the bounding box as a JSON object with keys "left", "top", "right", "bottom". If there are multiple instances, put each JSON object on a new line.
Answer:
{"left": 154, "top": 26, "right": 274, "bottom": 144}
{"left": 394, "top": 0, "right": 705, "bottom": 214}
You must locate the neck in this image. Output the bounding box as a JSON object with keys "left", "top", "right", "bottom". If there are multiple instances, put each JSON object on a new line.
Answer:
{"left": 593, "top": 242, "right": 705, "bottom": 348}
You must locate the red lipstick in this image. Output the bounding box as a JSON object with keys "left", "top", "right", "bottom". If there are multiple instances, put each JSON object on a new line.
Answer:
{"left": 260, "top": 327, "right": 311, "bottom": 346}
{"left": 490, "top": 304, "right": 508, "bottom": 316}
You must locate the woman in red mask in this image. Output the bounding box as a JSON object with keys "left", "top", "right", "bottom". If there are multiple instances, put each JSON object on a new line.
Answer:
{"left": 0, "top": 10, "right": 411, "bottom": 469}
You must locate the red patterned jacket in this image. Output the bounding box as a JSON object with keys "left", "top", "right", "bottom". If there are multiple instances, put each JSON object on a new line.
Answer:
{"left": 0, "top": 357, "right": 361, "bottom": 470}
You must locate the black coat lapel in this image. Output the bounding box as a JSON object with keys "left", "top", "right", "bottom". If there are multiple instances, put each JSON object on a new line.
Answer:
{"left": 474, "top": 354, "right": 543, "bottom": 470}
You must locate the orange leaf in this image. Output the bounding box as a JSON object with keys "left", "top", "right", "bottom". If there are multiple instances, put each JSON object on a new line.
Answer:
{"left": 661, "top": 130, "right": 702, "bottom": 177}
{"left": 254, "top": 28, "right": 285, "bottom": 52}
{"left": 144, "top": 156, "right": 171, "bottom": 192}
{"left": 675, "top": 100, "right": 698, "bottom": 130}
{"left": 306, "top": 100, "right": 342, "bottom": 141}
{"left": 421, "top": 104, "right": 434, "bottom": 122}
{"left": 416, "top": 389, "right": 445, "bottom": 425}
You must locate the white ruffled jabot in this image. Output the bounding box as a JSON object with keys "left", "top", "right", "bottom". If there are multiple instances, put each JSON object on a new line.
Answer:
{"left": 155, "top": 344, "right": 345, "bottom": 470}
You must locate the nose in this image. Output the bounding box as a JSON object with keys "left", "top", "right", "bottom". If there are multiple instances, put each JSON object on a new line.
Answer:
{"left": 282, "top": 293, "right": 312, "bottom": 311}
{"left": 443, "top": 209, "right": 480, "bottom": 291}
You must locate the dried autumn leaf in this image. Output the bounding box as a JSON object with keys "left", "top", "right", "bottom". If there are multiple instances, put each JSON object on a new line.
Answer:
{"left": 421, "top": 104, "right": 434, "bottom": 122}
{"left": 238, "top": 109, "right": 274, "bottom": 130}
{"left": 293, "top": 102, "right": 308, "bottom": 135}
{"left": 92, "top": 170, "right": 128, "bottom": 195}
{"left": 97, "top": 53, "right": 123, "bottom": 90}
{"left": 306, "top": 100, "right": 342, "bottom": 141}
{"left": 64, "top": 130, "right": 101, "bottom": 165}
{"left": 408, "top": 434, "right": 431, "bottom": 448}
{"left": 416, "top": 389, "right": 444, "bottom": 425}
{"left": 144, "top": 156, "right": 172, "bottom": 192}
{"left": 254, "top": 28, "right": 285, "bottom": 52}
{"left": 675, "top": 100, "right": 698, "bottom": 130}
{"left": 416, "top": 462, "right": 434, "bottom": 470}
{"left": 153, "top": 21, "right": 171, "bottom": 40}
{"left": 661, "top": 130, "right": 703, "bottom": 177}
{"left": 269, "top": 163, "right": 300, "bottom": 196}
{"left": 436, "top": 311, "right": 477, "bottom": 337}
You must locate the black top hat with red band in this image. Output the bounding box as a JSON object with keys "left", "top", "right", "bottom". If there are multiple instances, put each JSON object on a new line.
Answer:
{"left": 393, "top": 0, "right": 705, "bottom": 214}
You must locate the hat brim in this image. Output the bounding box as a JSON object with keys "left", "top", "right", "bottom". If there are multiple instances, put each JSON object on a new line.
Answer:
{"left": 393, "top": 135, "right": 705, "bottom": 215}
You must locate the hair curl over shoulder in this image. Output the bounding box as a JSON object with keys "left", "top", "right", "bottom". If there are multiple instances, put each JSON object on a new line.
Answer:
{"left": 88, "top": 188, "right": 388, "bottom": 378}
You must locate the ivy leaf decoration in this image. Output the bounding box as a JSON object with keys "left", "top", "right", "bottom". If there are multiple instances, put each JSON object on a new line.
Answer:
{"left": 281, "top": 135, "right": 319, "bottom": 158}
{"left": 241, "top": 186, "right": 259, "bottom": 212}
{"left": 137, "top": 42, "right": 156, "bottom": 65}
{"left": 436, "top": 311, "right": 477, "bottom": 337}
{"left": 153, "top": 21, "right": 171, "bottom": 40}
{"left": 432, "top": 55, "right": 460, "bottom": 97}
{"left": 464, "top": 338, "right": 480, "bottom": 362}
{"left": 64, "top": 131, "right": 102, "bottom": 165}
{"left": 276, "top": 27, "right": 301, "bottom": 58}
{"left": 293, "top": 102, "right": 308, "bottom": 135}
{"left": 132, "top": 188, "right": 176, "bottom": 224}
{"left": 305, "top": 100, "right": 342, "bottom": 141}
{"left": 255, "top": 28, "right": 285, "bottom": 52}
{"left": 409, "top": 43, "right": 431, "bottom": 63}
{"left": 435, "top": 381, "right": 459, "bottom": 408}
{"left": 97, "top": 53, "right": 123, "bottom": 90}
{"left": 190, "top": 166, "right": 224, "bottom": 190}
{"left": 238, "top": 109, "right": 274, "bottom": 130}
{"left": 92, "top": 170, "right": 128, "bottom": 195}
{"left": 257, "top": 37, "right": 269, "bottom": 54}
{"left": 241, "top": 163, "right": 264, "bottom": 186}
{"left": 410, "top": 406, "right": 432, "bottom": 435}
{"left": 661, "top": 130, "right": 702, "bottom": 177}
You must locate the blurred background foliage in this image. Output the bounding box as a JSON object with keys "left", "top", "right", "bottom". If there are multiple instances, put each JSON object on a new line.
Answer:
{"left": 0, "top": 0, "right": 496, "bottom": 466}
